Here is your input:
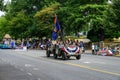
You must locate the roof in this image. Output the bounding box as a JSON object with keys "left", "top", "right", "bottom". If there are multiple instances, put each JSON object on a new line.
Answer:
{"left": 3, "top": 34, "right": 11, "bottom": 39}
{"left": 75, "top": 38, "right": 91, "bottom": 43}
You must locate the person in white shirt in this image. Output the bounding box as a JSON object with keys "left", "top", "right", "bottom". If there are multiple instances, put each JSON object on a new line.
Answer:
{"left": 92, "top": 43, "right": 95, "bottom": 54}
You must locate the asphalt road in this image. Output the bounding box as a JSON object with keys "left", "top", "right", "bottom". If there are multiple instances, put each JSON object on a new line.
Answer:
{"left": 0, "top": 49, "right": 120, "bottom": 80}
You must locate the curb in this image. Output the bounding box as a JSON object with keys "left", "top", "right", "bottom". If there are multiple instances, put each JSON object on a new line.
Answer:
{"left": 115, "top": 55, "right": 120, "bottom": 57}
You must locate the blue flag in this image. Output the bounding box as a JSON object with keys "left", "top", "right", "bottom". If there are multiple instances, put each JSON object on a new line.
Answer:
{"left": 52, "top": 16, "right": 61, "bottom": 40}
{"left": 52, "top": 31, "right": 57, "bottom": 40}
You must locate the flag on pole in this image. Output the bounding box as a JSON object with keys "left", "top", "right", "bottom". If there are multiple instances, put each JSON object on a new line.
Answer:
{"left": 52, "top": 15, "right": 61, "bottom": 40}
{"left": 52, "top": 31, "right": 58, "bottom": 40}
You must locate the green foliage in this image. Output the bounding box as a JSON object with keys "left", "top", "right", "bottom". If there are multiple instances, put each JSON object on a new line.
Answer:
{"left": 87, "top": 28, "right": 104, "bottom": 42}
{"left": 104, "top": 0, "right": 120, "bottom": 39}
{"left": 7, "top": 11, "right": 31, "bottom": 39}
{"left": 4, "top": 0, "right": 47, "bottom": 39}
{"left": 34, "top": 2, "right": 60, "bottom": 38}
{"left": 0, "top": 0, "right": 119, "bottom": 42}
{"left": 0, "top": 16, "right": 8, "bottom": 40}
{"left": 0, "top": 0, "right": 4, "bottom": 11}
{"left": 58, "top": 1, "right": 107, "bottom": 38}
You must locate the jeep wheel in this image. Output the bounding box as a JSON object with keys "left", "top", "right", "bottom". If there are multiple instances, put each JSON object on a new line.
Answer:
{"left": 54, "top": 53, "right": 58, "bottom": 59}
{"left": 62, "top": 52, "right": 67, "bottom": 60}
{"left": 46, "top": 50, "right": 50, "bottom": 57}
{"left": 76, "top": 54, "right": 81, "bottom": 60}
{"left": 67, "top": 56, "right": 70, "bottom": 59}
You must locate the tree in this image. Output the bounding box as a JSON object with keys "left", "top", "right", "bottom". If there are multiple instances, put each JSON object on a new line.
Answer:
{"left": 5, "top": 0, "right": 59, "bottom": 39}
{"left": 8, "top": 11, "right": 31, "bottom": 40}
{"left": 104, "top": 0, "right": 120, "bottom": 39}
{"left": 0, "top": 16, "right": 8, "bottom": 40}
{"left": 1, "top": 0, "right": 119, "bottom": 42}
{"left": 57, "top": 0, "right": 108, "bottom": 39}
{"left": 0, "top": 0, "right": 4, "bottom": 11}
{"left": 4, "top": 0, "right": 46, "bottom": 39}
{"left": 34, "top": 2, "right": 60, "bottom": 38}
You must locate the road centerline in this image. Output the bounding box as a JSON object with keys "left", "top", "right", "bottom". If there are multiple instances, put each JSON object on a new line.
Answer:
{"left": 40, "top": 57, "right": 120, "bottom": 76}
{"left": 18, "top": 52, "right": 120, "bottom": 76}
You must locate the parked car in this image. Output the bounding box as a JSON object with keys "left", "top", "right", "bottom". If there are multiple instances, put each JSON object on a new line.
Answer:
{"left": 0, "top": 44, "right": 12, "bottom": 49}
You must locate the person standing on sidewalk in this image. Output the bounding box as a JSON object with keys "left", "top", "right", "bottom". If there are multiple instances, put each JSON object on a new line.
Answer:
{"left": 26, "top": 40, "right": 30, "bottom": 49}
{"left": 79, "top": 41, "right": 85, "bottom": 53}
{"left": 91, "top": 43, "right": 95, "bottom": 54}
{"left": 95, "top": 44, "right": 99, "bottom": 54}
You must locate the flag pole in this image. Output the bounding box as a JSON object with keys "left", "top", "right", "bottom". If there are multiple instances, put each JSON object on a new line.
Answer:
{"left": 59, "top": 21, "right": 65, "bottom": 45}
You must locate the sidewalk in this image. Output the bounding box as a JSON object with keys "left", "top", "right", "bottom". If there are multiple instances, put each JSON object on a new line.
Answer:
{"left": 115, "top": 54, "right": 120, "bottom": 57}
{"left": 85, "top": 50, "right": 91, "bottom": 54}
{"left": 85, "top": 50, "right": 120, "bottom": 57}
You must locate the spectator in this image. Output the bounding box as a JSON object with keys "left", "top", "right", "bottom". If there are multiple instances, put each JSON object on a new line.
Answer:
{"left": 91, "top": 43, "right": 95, "bottom": 54}
{"left": 95, "top": 45, "right": 99, "bottom": 54}
{"left": 26, "top": 40, "right": 30, "bottom": 49}
{"left": 10, "top": 40, "right": 16, "bottom": 48}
